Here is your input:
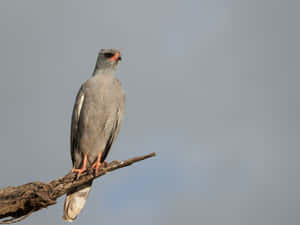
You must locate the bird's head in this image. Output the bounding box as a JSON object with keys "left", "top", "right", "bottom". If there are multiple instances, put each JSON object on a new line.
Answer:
{"left": 95, "top": 49, "right": 122, "bottom": 72}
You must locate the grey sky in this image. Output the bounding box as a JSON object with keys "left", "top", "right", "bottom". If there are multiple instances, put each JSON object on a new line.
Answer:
{"left": 0, "top": 1, "right": 299, "bottom": 224}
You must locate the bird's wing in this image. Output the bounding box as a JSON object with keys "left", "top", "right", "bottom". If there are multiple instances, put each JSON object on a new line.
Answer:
{"left": 70, "top": 85, "right": 85, "bottom": 166}
{"left": 101, "top": 93, "right": 126, "bottom": 162}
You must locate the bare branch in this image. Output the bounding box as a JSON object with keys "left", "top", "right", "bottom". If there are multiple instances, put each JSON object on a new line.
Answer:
{"left": 0, "top": 152, "right": 156, "bottom": 224}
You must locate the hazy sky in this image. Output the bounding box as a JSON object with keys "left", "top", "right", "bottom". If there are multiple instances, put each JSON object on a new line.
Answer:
{"left": 0, "top": 1, "right": 299, "bottom": 225}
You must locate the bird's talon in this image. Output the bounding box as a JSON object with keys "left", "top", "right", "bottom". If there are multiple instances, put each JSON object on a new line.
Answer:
{"left": 103, "top": 161, "right": 108, "bottom": 167}
{"left": 91, "top": 162, "right": 101, "bottom": 173}
{"left": 71, "top": 168, "right": 87, "bottom": 180}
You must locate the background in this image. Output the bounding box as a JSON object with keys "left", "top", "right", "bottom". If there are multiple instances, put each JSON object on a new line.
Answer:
{"left": 0, "top": 1, "right": 299, "bottom": 224}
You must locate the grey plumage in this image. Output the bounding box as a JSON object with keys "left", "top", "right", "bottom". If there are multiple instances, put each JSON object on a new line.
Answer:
{"left": 63, "top": 49, "right": 125, "bottom": 221}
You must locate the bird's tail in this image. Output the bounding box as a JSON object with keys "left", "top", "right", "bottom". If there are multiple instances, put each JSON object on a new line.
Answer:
{"left": 62, "top": 181, "right": 93, "bottom": 221}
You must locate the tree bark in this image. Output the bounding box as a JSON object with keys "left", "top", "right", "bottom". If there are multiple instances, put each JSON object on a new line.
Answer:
{"left": 0, "top": 152, "right": 156, "bottom": 224}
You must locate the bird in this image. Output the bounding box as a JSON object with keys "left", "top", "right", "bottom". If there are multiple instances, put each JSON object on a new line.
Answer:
{"left": 63, "top": 49, "right": 125, "bottom": 221}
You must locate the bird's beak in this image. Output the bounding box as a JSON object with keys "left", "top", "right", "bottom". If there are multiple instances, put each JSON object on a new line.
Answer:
{"left": 109, "top": 52, "right": 122, "bottom": 62}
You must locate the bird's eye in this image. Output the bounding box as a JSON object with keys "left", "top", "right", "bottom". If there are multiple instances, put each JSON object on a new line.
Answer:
{"left": 104, "top": 52, "right": 115, "bottom": 58}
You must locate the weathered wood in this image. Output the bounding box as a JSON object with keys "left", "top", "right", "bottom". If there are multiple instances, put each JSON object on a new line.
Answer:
{"left": 0, "top": 152, "right": 156, "bottom": 224}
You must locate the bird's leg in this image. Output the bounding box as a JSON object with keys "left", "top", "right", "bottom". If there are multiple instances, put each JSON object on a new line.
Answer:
{"left": 91, "top": 152, "right": 103, "bottom": 173}
{"left": 71, "top": 154, "right": 88, "bottom": 179}
{"left": 91, "top": 153, "right": 108, "bottom": 175}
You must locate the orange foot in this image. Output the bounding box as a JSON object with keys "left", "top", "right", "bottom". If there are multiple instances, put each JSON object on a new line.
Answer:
{"left": 91, "top": 161, "right": 100, "bottom": 171}
{"left": 91, "top": 160, "right": 108, "bottom": 171}
{"left": 91, "top": 153, "right": 108, "bottom": 175}
{"left": 71, "top": 154, "right": 87, "bottom": 179}
{"left": 71, "top": 167, "right": 87, "bottom": 178}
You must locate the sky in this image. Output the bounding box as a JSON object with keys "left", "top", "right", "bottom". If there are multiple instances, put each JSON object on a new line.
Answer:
{"left": 0, "top": 0, "right": 299, "bottom": 225}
